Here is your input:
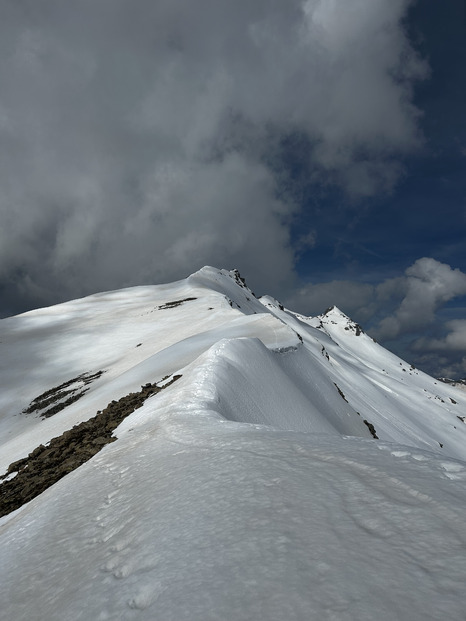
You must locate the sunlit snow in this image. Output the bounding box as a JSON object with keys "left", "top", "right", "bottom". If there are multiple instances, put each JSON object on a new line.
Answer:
{"left": 1, "top": 267, "right": 466, "bottom": 620}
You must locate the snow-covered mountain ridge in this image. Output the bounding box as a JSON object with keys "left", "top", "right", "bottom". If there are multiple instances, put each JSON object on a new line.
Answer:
{"left": 1, "top": 267, "right": 466, "bottom": 620}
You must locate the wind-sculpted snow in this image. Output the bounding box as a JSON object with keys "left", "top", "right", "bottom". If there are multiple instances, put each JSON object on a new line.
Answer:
{"left": 0, "top": 270, "right": 297, "bottom": 472}
{"left": 1, "top": 266, "right": 466, "bottom": 620}
{"left": 2, "top": 417, "right": 466, "bottom": 621}
{"left": 172, "top": 336, "right": 372, "bottom": 437}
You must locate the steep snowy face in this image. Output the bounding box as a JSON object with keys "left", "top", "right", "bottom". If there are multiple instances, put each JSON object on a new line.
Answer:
{"left": 0, "top": 268, "right": 296, "bottom": 472}
{"left": 275, "top": 303, "right": 466, "bottom": 459}
{"left": 188, "top": 266, "right": 265, "bottom": 314}
{"left": 1, "top": 266, "right": 466, "bottom": 474}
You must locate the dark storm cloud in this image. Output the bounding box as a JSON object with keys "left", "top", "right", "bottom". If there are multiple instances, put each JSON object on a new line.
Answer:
{"left": 0, "top": 0, "right": 427, "bottom": 307}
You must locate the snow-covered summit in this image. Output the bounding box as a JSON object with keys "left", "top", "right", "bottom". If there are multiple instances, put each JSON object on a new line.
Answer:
{"left": 1, "top": 267, "right": 466, "bottom": 620}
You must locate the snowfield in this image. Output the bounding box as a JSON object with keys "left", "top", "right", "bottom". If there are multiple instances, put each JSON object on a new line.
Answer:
{"left": 1, "top": 267, "right": 466, "bottom": 620}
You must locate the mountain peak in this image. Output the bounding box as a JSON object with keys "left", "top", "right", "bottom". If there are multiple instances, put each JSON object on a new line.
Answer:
{"left": 322, "top": 305, "right": 349, "bottom": 319}
{"left": 318, "top": 305, "right": 365, "bottom": 335}
{"left": 2, "top": 269, "right": 466, "bottom": 619}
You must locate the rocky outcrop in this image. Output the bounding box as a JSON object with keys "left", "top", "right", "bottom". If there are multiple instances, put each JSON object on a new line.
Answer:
{"left": 0, "top": 375, "right": 181, "bottom": 517}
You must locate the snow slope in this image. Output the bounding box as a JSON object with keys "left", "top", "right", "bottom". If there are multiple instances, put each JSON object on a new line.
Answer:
{"left": 1, "top": 267, "right": 466, "bottom": 620}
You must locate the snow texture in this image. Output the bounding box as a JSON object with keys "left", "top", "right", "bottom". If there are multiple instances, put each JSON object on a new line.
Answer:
{"left": 1, "top": 266, "right": 466, "bottom": 620}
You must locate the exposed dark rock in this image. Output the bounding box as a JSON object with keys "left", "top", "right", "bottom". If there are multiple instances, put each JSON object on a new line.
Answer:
{"left": 231, "top": 269, "right": 248, "bottom": 289}
{"left": 334, "top": 383, "right": 348, "bottom": 403}
{"left": 23, "top": 371, "right": 104, "bottom": 419}
{"left": 342, "top": 321, "right": 363, "bottom": 336}
{"left": 157, "top": 298, "right": 197, "bottom": 310}
{"left": 0, "top": 375, "right": 181, "bottom": 518}
{"left": 363, "top": 420, "right": 379, "bottom": 439}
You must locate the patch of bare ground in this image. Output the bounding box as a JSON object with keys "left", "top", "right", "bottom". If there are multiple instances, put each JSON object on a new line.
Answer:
{"left": 22, "top": 371, "right": 105, "bottom": 419}
{"left": 363, "top": 419, "right": 379, "bottom": 439}
{"left": 157, "top": 297, "right": 197, "bottom": 310}
{"left": 0, "top": 375, "right": 181, "bottom": 518}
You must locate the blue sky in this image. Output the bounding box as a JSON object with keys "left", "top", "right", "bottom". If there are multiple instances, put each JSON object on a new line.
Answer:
{"left": 293, "top": 1, "right": 466, "bottom": 278}
{"left": 0, "top": 0, "right": 465, "bottom": 378}
{"left": 286, "top": 1, "right": 466, "bottom": 376}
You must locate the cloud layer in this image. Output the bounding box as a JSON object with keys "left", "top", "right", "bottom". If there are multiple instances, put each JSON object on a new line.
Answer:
{"left": 0, "top": 0, "right": 427, "bottom": 309}
{"left": 374, "top": 258, "right": 466, "bottom": 340}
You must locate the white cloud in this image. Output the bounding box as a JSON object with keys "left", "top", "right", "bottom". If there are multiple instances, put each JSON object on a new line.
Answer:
{"left": 286, "top": 260, "right": 466, "bottom": 334}
{"left": 414, "top": 319, "right": 466, "bottom": 352}
{"left": 373, "top": 258, "right": 466, "bottom": 340}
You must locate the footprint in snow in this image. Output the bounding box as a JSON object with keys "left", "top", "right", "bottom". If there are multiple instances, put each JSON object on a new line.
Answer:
{"left": 440, "top": 462, "right": 466, "bottom": 481}
{"left": 128, "top": 582, "right": 166, "bottom": 610}
{"left": 391, "top": 451, "right": 410, "bottom": 458}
